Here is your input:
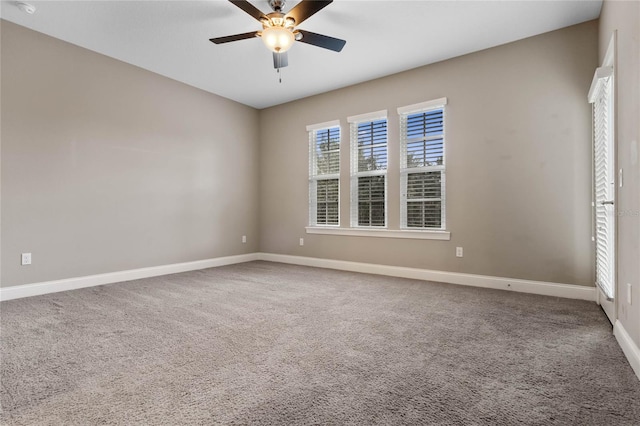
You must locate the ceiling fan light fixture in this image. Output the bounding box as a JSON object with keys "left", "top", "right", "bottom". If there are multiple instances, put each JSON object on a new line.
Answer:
{"left": 210, "top": 0, "right": 346, "bottom": 70}
{"left": 261, "top": 26, "right": 295, "bottom": 53}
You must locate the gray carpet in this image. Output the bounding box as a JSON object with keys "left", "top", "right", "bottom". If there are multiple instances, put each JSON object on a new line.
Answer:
{"left": 1, "top": 261, "right": 639, "bottom": 425}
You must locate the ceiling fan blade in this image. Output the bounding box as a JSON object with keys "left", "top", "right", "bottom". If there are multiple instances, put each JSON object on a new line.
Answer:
{"left": 229, "top": 0, "right": 268, "bottom": 22}
{"left": 285, "top": 0, "right": 332, "bottom": 26}
{"left": 210, "top": 31, "right": 259, "bottom": 44}
{"left": 297, "top": 30, "right": 346, "bottom": 52}
{"left": 273, "top": 52, "right": 289, "bottom": 69}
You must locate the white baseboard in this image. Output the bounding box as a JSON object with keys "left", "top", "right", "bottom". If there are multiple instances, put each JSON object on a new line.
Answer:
{"left": 0, "top": 253, "right": 260, "bottom": 301}
{"left": 1, "top": 252, "right": 596, "bottom": 303}
{"left": 258, "top": 253, "right": 597, "bottom": 301}
{"left": 614, "top": 320, "right": 640, "bottom": 382}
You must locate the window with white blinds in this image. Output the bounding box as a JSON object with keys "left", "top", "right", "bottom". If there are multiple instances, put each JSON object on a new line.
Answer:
{"left": 589, "top": 67, "right": 615, "bottom": 299}
{"left": 348, "top": 111, "right": 388, "bottom": 227}
{"left": 308, "top": 121, "right": 340, "bottom": 226}
{"left": 399, "top": 98, "right": 447, "bottom": 229}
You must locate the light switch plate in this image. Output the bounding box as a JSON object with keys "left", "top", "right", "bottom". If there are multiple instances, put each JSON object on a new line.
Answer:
{"left": 619, "top": 168, "right": 623, "bottom": 188}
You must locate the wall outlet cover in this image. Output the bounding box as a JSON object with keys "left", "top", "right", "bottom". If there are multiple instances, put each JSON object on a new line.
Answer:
{"left": 21, "top": 253, "right": 32, "bottom": 265}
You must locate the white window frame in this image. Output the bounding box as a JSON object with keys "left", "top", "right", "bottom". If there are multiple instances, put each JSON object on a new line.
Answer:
{"left": 348, "top": 110, "right": 388, "bottom": 228}
{"left": 398, "top": 98, "right": 448, "bottom": 231}
{"left": 307, "top": 120, "right": 341, "bottom": 227}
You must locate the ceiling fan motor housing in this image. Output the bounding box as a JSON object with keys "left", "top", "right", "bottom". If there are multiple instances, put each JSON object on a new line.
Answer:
{"left": 263, "top": 12, "right": 294, "bottom": 28}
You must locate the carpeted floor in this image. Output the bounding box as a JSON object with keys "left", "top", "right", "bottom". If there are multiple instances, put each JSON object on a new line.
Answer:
{"left": 1, "top": 261, "right": 639, "bottom": 425}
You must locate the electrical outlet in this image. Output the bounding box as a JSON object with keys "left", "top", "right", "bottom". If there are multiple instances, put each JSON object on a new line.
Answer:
{"left": 628, "top": 283, "right": 632, "bottom": 305}
{"left": 242, "top": 235, "right": 247, "bottom": 244}
{"left": 456, "top": 247, "right": 463, "bottom": 258}
{"left": 21, "top": 253, "right": 32, "bottom": 265}
{"left": 299, "top": 238, "right": 304, "bottom": 246}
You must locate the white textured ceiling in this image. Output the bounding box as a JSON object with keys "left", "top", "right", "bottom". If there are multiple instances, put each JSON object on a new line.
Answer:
{"left": 1, "top": 0, "right": 602, "bottom": 109}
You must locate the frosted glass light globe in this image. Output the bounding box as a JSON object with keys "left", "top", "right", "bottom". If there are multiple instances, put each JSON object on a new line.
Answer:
{"left": 261, "top": 26, "right": 295, "bottom": 53}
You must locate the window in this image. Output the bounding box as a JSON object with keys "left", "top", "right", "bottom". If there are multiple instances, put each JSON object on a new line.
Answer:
{"left": 398, "top": 98, "right": 447, "bottom": 229}
{"left": 306, "top": 104, "right": 450, "bottom": 240}
{"left": 348, "top": 111, "right": 388, "bottom": 227}
{"left": 308, "top": 120, "right": 341, "bottom": 226}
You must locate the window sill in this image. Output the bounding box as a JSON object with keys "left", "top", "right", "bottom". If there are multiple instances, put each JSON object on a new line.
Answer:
{"left": 305, "top": 227, "right": 451, "bottom": 240}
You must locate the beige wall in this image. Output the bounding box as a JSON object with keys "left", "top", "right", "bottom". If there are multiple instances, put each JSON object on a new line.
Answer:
{"left": 1, "top": 20, "right": 601, "bottom": 291}
{"left": 599, "top": 0, "right": 640, "bottom": 348}
{"left": 1, "top": 21, "right": 260, "bottom": 287}
{"left": 259, "top": 21, "right": 598, "bottom": 286}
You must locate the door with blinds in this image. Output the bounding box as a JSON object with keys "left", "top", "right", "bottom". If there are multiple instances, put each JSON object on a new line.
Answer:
{"left": 589, "top": 65, "right": 615, "bottom": 324}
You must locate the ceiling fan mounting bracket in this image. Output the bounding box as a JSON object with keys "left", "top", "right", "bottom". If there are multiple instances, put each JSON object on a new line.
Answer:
{"left": 268, "top": 0, "right": 286, "bottom": 12}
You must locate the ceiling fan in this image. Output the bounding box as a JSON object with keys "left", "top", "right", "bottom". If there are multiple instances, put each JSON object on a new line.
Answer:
{"left": 210, "top": 0, "right": 346, "bottom": 70}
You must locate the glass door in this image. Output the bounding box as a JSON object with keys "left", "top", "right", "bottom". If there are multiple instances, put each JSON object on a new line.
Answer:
{"left": 590, "top": 65, "right": 616, "bottom": 324}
